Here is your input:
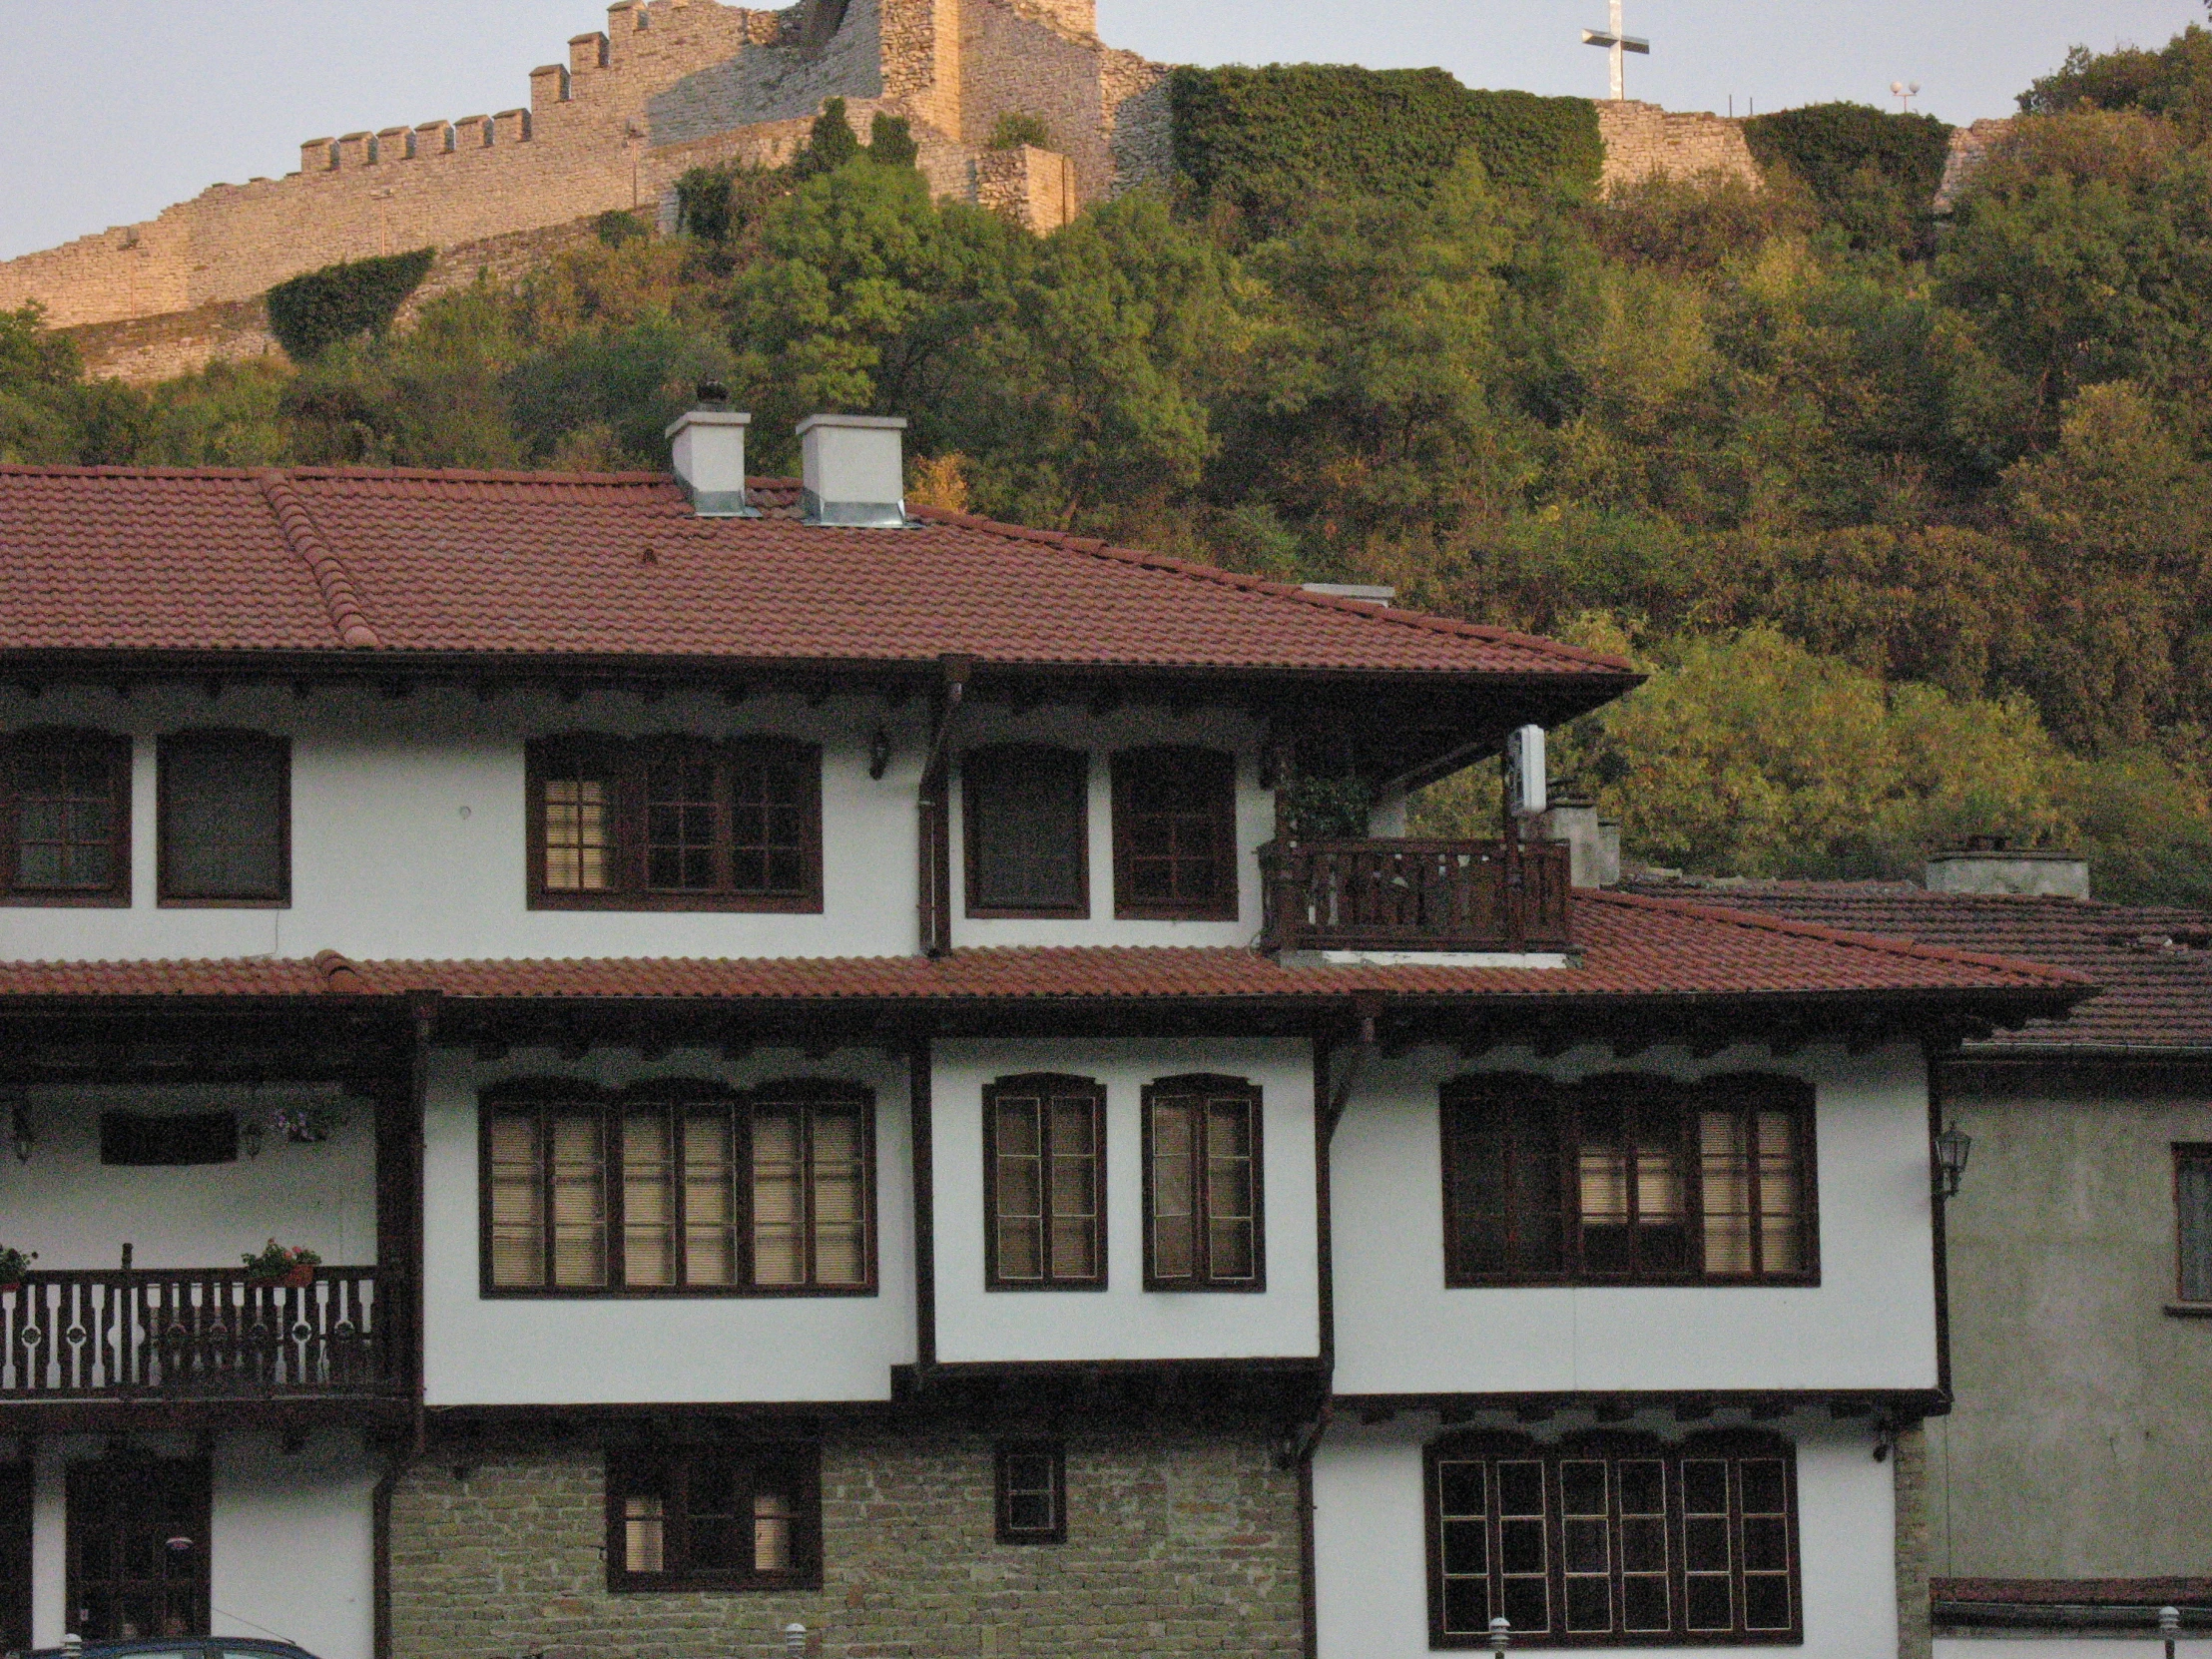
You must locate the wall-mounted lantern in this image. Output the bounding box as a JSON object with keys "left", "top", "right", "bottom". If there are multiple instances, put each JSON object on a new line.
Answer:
{"left": 1936, "top": 1123, "right": 1972, "bottom": 1198}
{"left": 10, "top": 1098, "right": 31, "bottom": 1164}
{"left": 868, "top": 728, "right": 893, "bottom": 781}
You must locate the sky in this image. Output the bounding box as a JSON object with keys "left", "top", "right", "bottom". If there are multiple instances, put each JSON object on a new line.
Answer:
{"left": 0, "top": 0, "right": 2201, "bottom": 262}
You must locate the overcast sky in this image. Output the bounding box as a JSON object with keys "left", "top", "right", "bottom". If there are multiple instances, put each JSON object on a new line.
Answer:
{"left": 0, "top": 0, "right": 2199, "bottom": 262}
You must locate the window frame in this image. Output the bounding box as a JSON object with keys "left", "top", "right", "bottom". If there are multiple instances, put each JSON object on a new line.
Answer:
{"left": 524, "top": 734, "right": 825, "bottom": 913}
{"left": 1140, "top": 1074, "right": 1267, "bottom": 1293}
{"left": 960, "top": 744, "right": 1091, "bottom": 919}
{"left": 1110, "top": 746, "right": 1240, "bottom": 921}
{"left": 982, "top": 1073, "right": 1109, "bottom": 1292}
{"left": 1422, "top": 1428, "right": 1804, "bottom": 1649}
{"left": 994, "top": 1441, "right": 1069, "bottom": 1545}
{"left": 477, "top": 1078, "right": 877, "bottom": 1299}
{"left": 156, "top": 729, "right": 291, "bottom": 907}
{"left": 604, "top": 1443, "right": 823, "bottom": 1593}
{"left": 0, "top": 728, "right": 132, "bottom": 907}
{"left": 1440, "top": 1073, "right": 1820, "bottom": 1289}
{"left": 2175, "top": 1142, "right": 2212, "bottom": 1307}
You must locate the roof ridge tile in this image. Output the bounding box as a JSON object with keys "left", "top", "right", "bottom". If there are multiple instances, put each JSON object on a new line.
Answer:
{"left": 256, "top": 469, "right": 383, "bottom": 650}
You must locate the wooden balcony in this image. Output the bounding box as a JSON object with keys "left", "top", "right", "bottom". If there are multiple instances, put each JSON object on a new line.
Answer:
{"left": 0, "top": 1268, "right": 395, "bottom": 1402}
{"left": 1259, "top": 837, "right": 1573, "bottom": 953}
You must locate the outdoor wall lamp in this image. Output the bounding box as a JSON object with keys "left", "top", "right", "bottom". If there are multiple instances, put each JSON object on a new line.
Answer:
{"left": 868, "top": 727, "right": 893, "bottom": 781}
{"left": 1936, "top": 1122, "right": 1972, "bottom": 1198}
{"left": 10, "top": 1099, "right": 31, "bottom": 1164}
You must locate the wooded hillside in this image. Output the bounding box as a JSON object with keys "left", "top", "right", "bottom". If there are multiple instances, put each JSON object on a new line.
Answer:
{"left": 8, "top": 28, "right": 2212, "bottom": 899}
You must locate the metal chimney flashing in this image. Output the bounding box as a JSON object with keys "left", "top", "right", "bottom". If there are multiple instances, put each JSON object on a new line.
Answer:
{"left": 665, "top": 406, "right": 759, "bottom": 518}
{"left": 798, "top": 412, "right": 910, "bottom": 528}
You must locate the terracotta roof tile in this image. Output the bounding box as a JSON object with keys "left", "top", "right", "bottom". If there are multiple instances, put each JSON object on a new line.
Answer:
{"left": 1625, "top": 880, "right": 2210, "bottom": 1050}
{"left": 0, "top": 466, "right": 1634, "bottom": 678}
{"left": 0, "top": 893, "right": 2085, "bottom": 1007}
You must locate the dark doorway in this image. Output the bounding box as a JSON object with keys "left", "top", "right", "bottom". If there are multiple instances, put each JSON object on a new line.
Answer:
{"left": 1, "top": 1460, "right": 30, "bottom": 1655}
{"left": 65, "top": 1456, "right": 211, "bottom": 1640}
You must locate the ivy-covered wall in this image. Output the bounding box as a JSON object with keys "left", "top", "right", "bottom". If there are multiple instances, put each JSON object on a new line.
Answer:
{"left": 1742, "top": 102, "right": 1954, "bottom": 251}
{"left": 266, "top": 249, "right": 436, "bottom": 363}
{"left": 1169, "top": 66, "right": 1601, "bottom": 234}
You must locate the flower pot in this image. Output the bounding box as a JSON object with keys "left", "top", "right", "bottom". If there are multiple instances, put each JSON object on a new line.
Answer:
{"left": 282, "top": 1263, "right": 315, "bottom": 1289}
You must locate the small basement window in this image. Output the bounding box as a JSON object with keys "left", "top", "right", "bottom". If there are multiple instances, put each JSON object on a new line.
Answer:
{"left": 100, "top": 1111, "right": 239, "bottom": 1167}
{"left": 995, "top": 1442, "right": 1067, "bottom": 1544}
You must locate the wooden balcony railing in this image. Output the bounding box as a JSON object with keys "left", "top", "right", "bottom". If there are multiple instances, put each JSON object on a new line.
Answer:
{"left": 0, "top": 1268, "right": 394, "bottom": 1400}
{"left": 1259, "top": 837, "right": 1573, "bottom": 953}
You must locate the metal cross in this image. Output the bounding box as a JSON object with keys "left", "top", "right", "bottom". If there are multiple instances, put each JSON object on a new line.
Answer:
{"left": 1581, "top": 0, "right": 1651, "bottom": 101}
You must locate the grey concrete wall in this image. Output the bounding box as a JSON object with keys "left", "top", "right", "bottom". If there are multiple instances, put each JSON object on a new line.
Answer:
{"left": 1932, "top": 1069, "right": 2212, "bottom": 1577}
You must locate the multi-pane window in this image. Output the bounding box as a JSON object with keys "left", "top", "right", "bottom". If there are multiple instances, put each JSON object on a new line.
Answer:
{"left": 984, "top": 1075, "right": 1105, "bottom": 1288}
{"left": 1426, "top": 1432, "right": 1801, "bottom": 1648}
{"left": 606, "top": 1447, "right": 821, "bottom": 1592}
{"left": 158, "top": 732, "right": 288, "bottom": 904}
{"left": 963, "top": 745, "right": 1088, "bottom": 916}
{"left": 527, "top": 737, "right": 822, "bottom": 911}
{"left": 995, "top": 1442, "right": 1068, "bottom": 1544}
{"left": 484, "top": 1081, "right": 873, "bottom": 1295}
{"left": 1441, "top": 1074, "right": 1818, "bottom": 1286}
{"left": 1143, "top": 1076, "right": 1264, "bottom": 1290}
{"left": 1111, "top": 747, "right": 1238, "bottom": 920}
{"left": 2177, "top": 1144, "right": 2212, "bottom": 1305}
{"left": 1, "top": 730, "right": 130, "bottom": 903}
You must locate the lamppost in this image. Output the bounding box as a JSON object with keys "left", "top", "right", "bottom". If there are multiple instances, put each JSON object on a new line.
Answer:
{"left": 1489, "top": 1616, "right": 1512, "bottom": 1652}
{"left": 2160, "top": 1604, "right": 2181, "bottom": 1659}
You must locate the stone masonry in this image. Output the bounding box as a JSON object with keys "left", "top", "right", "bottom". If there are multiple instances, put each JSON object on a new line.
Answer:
{"left": 1593, "top": 100, "right": 1761, "bottom": 193}
{"left": 0, "top": 0, "right": 1173, "bottom": 332}
{"left": 390, "top": 1420, "right": 1304, "bottom": 1659}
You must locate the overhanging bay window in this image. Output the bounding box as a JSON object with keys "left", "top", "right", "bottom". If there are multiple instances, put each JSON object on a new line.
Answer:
{"left": 1425, "top": 1430, "right": 1801, "bottom": 1647}
{"left": 483, "top": 1079, "right": 873, "bottom": 1295}
{"left": 1441, "top": 1074, "right": 1818, "bottom": 1286}
{"left": 527, "top": 735, "right": 822, "bottom": 911}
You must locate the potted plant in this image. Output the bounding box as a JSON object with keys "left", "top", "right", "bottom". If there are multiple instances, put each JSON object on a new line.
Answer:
{"left": 0, "top": 1247, "right": 35, "bottom": 1295}
{"left": 243, "top": 1240, "right": 321, "bottom": 1288}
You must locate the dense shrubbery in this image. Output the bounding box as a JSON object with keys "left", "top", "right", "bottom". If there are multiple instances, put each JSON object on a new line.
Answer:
{"left": 265, "top": 248, "right": 435, "bottom": 362}
{"left": 1742, "top": 102, "right": 1953, "bottom": 253}
{"left": 1170, "top": 66, "right": 1600, "bottom": 238}
{"left": 16, "top": 29, "right": 2212, "bottom": 895}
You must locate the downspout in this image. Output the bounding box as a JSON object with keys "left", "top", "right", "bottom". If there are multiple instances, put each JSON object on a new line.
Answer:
{"left": 1288, "top": 997, "right": 1381, "bottom": 1659}
{"left": 373, "top": 993, "right": 435, "bottom": 1659}
{"left": 916, "top": 655, "right": 973, "bottom": 958}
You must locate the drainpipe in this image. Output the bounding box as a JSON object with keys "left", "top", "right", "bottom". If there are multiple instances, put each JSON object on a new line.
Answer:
{"left": 916, "top": 655, "right": 973, "bottom": 958}
{"left": 372, "top": 994, "right": 435, "bottom": 1659}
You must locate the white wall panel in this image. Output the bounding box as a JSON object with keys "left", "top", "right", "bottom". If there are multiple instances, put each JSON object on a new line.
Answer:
{"left": 930, "top": 1037, "right": 1319, "bottom": 1364}
{"left": 0, "top": 687, "right": 1274, "bottom": 963}
{"left": 420, "top": 1045, "right": 916, "bottom": 1404}
{"left": 0, "top": 1084, "right": 374, "bottom": 1271}
{"left": 1329, "top": 1043, "right": 1938, "bottom": 1396}
{"left": 1313, "top": 1415, "right": 1899, "bottom": 1658}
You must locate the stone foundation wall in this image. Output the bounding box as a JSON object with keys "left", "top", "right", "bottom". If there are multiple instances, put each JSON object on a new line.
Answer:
{"left": 390, "top": 1420, "right": 1304, "bottom": 1659}
{"left": 1595, "top": 100, "right": 1762, "bottom": 193}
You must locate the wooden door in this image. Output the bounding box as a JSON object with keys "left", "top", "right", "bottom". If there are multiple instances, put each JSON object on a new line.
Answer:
{"left": 65, "top": 1456, "right": 211, "bottom": 1640}
{"left": 0, "top": 1459, "right": 30, "bottom": 1655}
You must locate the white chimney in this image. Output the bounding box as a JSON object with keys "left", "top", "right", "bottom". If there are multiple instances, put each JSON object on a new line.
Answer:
{"left": 1926, "top": 837, "right": 2089, "bottom": 898}
{"left": 798, "top": 413, "right": 907, "bottom": 528}
{"left": 665, "top": 385, "right": 754, "bottom": 517}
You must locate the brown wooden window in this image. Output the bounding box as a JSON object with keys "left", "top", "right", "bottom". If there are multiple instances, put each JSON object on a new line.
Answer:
{"left": 2, "top": 1459, "right": 31, "bottom": 1656}
{"left": 995, "top": 1442, "right": 1068, "bottom": 1544}
{"left": 526, "top": 736, "right": 823, "bottom": 911}
{"left": 606, "top": 1445, "right": 822, "bottom": 1592}
{"left": 482, "top": 1080, "right": 874, "bottom": 1296}
{"left": 1143, "top": 1075, "right": 1264, "bottom": 1290}
{"left": 1425, "top": 1430, "right": 1801, "bottom": 1648}
{"left": 2177, "top": 1144, "right": 2212, "bottom": 1305}
{"left": 158, "top": 731, "right": 288, "bottom": 904}
{"left": 984, "top": 1074, "right": 1106, "bottom": 1289}
{"left": 65, "top": 1454, "right": 212, "bottom": 1642}
{"left": 1442, "top": 1075, "right": 1818, "bottom": 1288}
{"left": 1112, "top": 747, "right": 1238, "bottom": 920}
{"left": 963, "top": 745, "right": 1088, "bottom": 916}
{"left": 1, "top": 729, "right": 131, "bottom": 905}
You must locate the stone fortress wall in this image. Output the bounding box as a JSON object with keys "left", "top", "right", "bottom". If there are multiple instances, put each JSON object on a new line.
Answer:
{"left": 0, "top": 0, "right": 1766, "bottom": 379}
{"left": 0, "top": 0, "right": 1173, "bottom": 334}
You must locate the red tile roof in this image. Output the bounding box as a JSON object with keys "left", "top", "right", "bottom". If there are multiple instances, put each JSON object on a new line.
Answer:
{"left": 0, "top": 893, "right": 2085, "bottom": 1008}
{"left": 1625, "top": 879, "right": 2212, "bottom": 1050}
{"left": 0, "top": 466, "right": 1632, "bottom": 679}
